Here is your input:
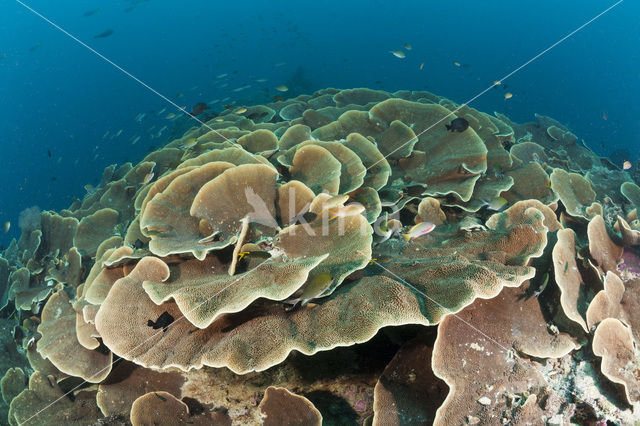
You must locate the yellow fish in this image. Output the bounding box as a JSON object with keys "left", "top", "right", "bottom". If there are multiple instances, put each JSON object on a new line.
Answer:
{"left": 143, "top": 172, "right": 154, "bottom": 185}
{"left": 165, "top": 112, "right": 176, "bottom": 119}
{"left": 3, "top": 221, "right": 9, "bottom": 233}
{"left": 454, "top": 61, "right": 461, "bottom": 67}
{"left": 234, "top": 107, "right": 248, "bottom": 114}
{"left": 481, "top": 196, "right": 508, "bottom": 211}
{"left": 504, "top": 92, "right": 513, "bottom": 100}
{"left": 181, "top": 137, "right": 197, "bottom": 149}
{"left": 623, "top": 161, "right": 632, "bottom": 170}
{"left": 493, "top": 80, "right": 502, "bottom": 86}
{"left": 419, "top": 61, "right": 424, "bottom": 70}
{"left": 275, "top": 85, "right": 289, "bottom": 92}
{"left": 390, "top": 50, "right": 406, "bottom": 58}
{"left": 403, "top": 43, "right": 412, "bottom": 50}
{"left": 299, "top": 273, "right": 333, "bottom": 302}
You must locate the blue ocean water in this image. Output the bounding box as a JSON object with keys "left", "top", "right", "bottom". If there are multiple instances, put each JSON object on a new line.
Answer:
{"left": 0, "top": 0, "right": 637, "bottom": 248}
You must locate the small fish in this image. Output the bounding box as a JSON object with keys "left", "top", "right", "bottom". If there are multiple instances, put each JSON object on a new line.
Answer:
{"left": 493, "top": 80, "right": 502, "bottom": 86}
{"left": 214, "top": 118, "right": 224, "bottom": 122}
{"left": 454, "top": 61, "right": 461, "bottom": 67}
{"left": 94, "top": 29, "right": 114, "bottom": 39}
{"left": 47, "top": 150, "right": 52, "bottom": 158}
{"left": 191, "top": 102, "right": 208, "bottom": 116}
{"left": 176, "top": 93, "right": 184, "bottom": 98}
{"left": 401, "top": 222, "right": 435, "bottom": 242}
{"left": 328, "top": 203, "right": 365, "bottom": 221}
{"left": 403, "top": 43, "right": 412, "bottom": 50}
{"left": 143, "top": 172, "right": 155, "bottom": 185}
{"left": 83, "top": 8, "right": 100, "bottom": 17}
{"left": 288, "top": 273, "right": 334, "bottom": 307}
{"left": 132, "top": 136, "right": 141, "bottom": 145}
{"left": 135, "top": 112, "right": 146, "bottom": 122}
{"left": 165, "top": 112, "right": 176, "bottom": 119}
{"left": 275, "top": 85, "right": 289, "bottom": 92}
{"left": 275, "top": 62, "right": 286, "bottom": 67}
{"left": 380, "top": 219, "right": 402, "bottom": 233}
{"left": 563, "top": 261, "right": 568, "bottom": 273}
{"left": 216, "top": 73, "right": 228, "bottom": 79}
{"left": 115, "top": 129, "right": 123, "bottom": 137}
{"left": 84, "top": 184, "right": 96, "bottom": 194}
{"left": 481, "top": 196, "right": 508, "bottom": 211}
{"left": 181, "top": 137, "right": 198, "bottom": 149}
{"left": 222, "top": 104, "right": 234, "bottom": 110}
{"left": 234, "top": 107, "right": 248, "bottom": 114}
{"left": 504, "top": 92, "right": 513, "bottom": 100}
{"left": 289, "top": 211, "right": 318, "bottom": 225}
{"left": 102, "top": 130, "right": 109, "bottom": 139}
{"left": 445, "top": 117, "right": 469, "bottom": 132}
{"left": 419, "top": 61, "right": 424, "bottom": 70}
{"left": 3, "top": 221, "right": 10, "bottom": 233}
{"left": 154, "top": 393, "right": 167, "bottom": 402}
{"left": 320, "top": 194, "right": 349, "bottom": 212}
{"left": 158, "top": 108, "right": 166, "bottom": 115}
{"left": 390, "top": 50, "right": 406, "bottom": 58}
{"left": 256, "top": 78, "right": 268, "bottom": 83}
{"left": 623, "top": 161, "right": 632, "bottom": 170}
{"left": 602, "top": 111, "right": 608, "bottom": 120}
{"left": 147, "top": 311, "right": 174, "bottom": 332}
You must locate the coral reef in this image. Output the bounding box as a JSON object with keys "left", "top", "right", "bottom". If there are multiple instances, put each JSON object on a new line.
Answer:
{"left": 1, "top": 86, "right": 640, "bottom": 424}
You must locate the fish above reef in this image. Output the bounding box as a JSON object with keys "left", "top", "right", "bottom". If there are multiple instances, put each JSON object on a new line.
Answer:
{"left": 403, "top": 43, "right": 412, "bottom": 50}
{"left": 504, "top": 92, "right": 513, "bottom": 100}
{"left": 234, "top": 107, "right": 247, "bottom": 114}
{"left": 389, "top": 50, "right": 406, "bottom": 58}
{"left": 285, "top": 273, "right": 334, "bottom": 308}
{"left": 94, "top": 29, "right": 114, "bottom": 39}
{"left": 419, "top": 61, "right": 424, "bottom": 70}
{"left": 319, "top": 194, "right": 349, "bottom": 213}
{"left": 83, "top": 8, "right": 100, "bottom": 17}
{"left": 402, "top": 222, "right": 435, "bottom": 242}
{"left": 191, "top": 102, "right": 208, "bottom": 116}
{"left": 142, "top": 172, "right": 154, "bottom": 185}
{"left": 289, "top": 211, "right": 318, "bottom": 226}
{"left": 147, "top": 311, "right": 174, "bottom": 332}
{"left": 3, "top": 221, "right": 9, "bottom": 233}
{"left": 445, "top": 117, "right": 469, "bottom": 132}
{"left": 327, "top": 203, "right": 365, "bottom": 221}
{"left": 623, "top": 161, "right": 632, "bottom": 170}
{"left": 275, "top": 85, "right": 289, "bottom": 92}
{"left": 480, "top": 196, "right": 508, "bottom": 211}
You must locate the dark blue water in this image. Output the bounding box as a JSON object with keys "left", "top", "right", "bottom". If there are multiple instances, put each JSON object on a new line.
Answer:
{"left": 1, "top": 0, "right": 637, "bottom": 247}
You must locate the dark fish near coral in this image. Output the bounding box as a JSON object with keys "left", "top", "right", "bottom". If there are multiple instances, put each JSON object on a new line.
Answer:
{"left": 133, "top": 238, "right": 145, "bottom": 249}
{"left": 289, "top": 211, "right": 318, "bottom": 225}
{"left": 191, "top": 102, "right": 208, "bottom": 116}
{"left": 222, "top": 104, "right": 234, "bottom": 110}
{"left": 94, "top": 29, "right": 114, "bottom": 39}
{"left": 83, "top": 8, "right": 100, "bottom": 17}
{"left": 445, "top": 117, "right": 469, "bottom": 132}
{"left": 147, "top": 311, "right": 174, "bottom": 332}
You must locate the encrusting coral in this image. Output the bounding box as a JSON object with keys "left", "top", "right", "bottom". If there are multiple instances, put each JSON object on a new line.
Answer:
{"left": 1, "top": 86, "right": 640, "bottom": 424}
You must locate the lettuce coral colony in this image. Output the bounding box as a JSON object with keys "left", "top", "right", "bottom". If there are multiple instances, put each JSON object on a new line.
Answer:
{"left": 1, "top": 87, "right": 640, "bottom": 424}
